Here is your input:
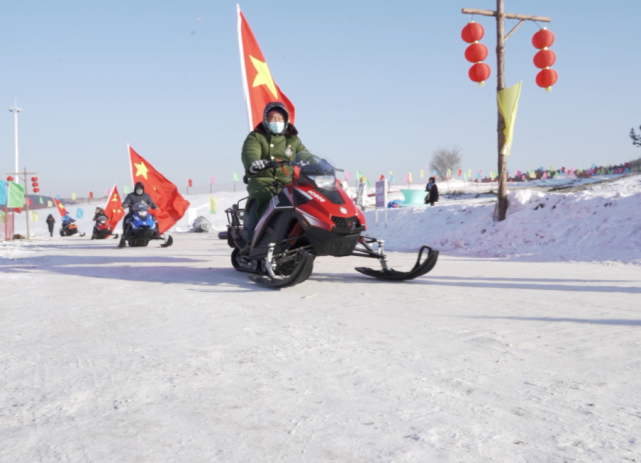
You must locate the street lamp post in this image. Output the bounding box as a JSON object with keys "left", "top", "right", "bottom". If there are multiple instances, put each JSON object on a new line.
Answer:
{"left": 8, "top": 104, "right": 23, "bottom": 173}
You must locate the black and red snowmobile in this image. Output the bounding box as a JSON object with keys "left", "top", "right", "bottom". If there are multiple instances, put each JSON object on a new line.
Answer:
{"left": 225, "top": 152, "right": 438, "bottom": 288}
{"left": 91, "top": 214, "right": 119, "bottom": 240}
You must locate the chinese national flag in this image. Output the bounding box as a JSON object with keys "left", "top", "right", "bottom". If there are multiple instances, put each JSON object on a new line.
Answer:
{"left": 237, "top": 5, "right": 295, "bottom": 131}
{"left": 188, "top": 179, "right": 193, "bottom": 187}
{"left": 104, "top": 184, "right": 125, "bottom": 229}
{"left": 53, "top": 198, "right": 67, "bottom": 217}
{"left": 128, "top": 145, "right": 190, "bottom": 234}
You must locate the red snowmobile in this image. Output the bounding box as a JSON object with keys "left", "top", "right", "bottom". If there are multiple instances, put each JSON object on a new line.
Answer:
{"left": 91, "top": 214, "right": 119, "bottom": 240}
{"left": 225, "top": 152, "right": 438, "bottom": 288}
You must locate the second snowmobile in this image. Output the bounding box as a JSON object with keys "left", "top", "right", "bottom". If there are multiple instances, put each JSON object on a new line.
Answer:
{"left": 118, "top": 202, "right": 173, "bottom": 248}
{"left": 225, "top": 152, "right": 439, "bottom": 288}
{"left": 60, "top": 221, "right": 84, "bottom": 237}
{"left": 91, "top": 214, "right": 118, "bottom": 240}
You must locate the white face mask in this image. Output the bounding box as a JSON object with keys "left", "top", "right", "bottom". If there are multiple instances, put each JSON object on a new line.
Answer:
{"left": 136, "top": 189, "right": 143, "bottom": 195}
{"left": 268, "top": 121, "right": 285, "bottom": 134}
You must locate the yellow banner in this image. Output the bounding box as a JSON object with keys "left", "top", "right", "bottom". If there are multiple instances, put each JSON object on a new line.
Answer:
{"left": 497, "top": 81, "right": 522, "bottom": 156}
{"left": 209, "top": 196, "right": 218, "bottom": 214}
{"left": 30, "top": 210, "right": 39, "bottom": 222}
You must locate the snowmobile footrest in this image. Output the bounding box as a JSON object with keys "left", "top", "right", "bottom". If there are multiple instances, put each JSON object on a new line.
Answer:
{"left": 355, "top": 246, "right": 439, "bottom": 281}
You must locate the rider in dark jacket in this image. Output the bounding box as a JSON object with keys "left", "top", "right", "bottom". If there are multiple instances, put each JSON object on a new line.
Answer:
{"left": 121, "top": 182, "right": 158, "bottom": 231}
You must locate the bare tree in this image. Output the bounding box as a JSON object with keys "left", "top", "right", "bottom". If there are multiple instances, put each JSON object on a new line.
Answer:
{"left": 630, "top": 125, "right": 641, "bottom": 148}
{"left": 430, "top": 145, "right": 463, "bottom": 181}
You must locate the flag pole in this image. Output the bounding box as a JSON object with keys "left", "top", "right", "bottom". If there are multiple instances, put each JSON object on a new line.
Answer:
{"left": 237, "top": 4, "right": 253, "bottom": 132}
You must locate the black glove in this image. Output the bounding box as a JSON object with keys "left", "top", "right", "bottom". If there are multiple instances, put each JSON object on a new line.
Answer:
{"left": 249, "top": 159, "right": 269, "bottom": 174}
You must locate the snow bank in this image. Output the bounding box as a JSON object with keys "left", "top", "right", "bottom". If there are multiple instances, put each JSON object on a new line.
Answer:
{"left": 4, "top": 174, "right": 640, "bottom": 264}
{"left": 363, "top": 174, "right": 641, "bottom": 263}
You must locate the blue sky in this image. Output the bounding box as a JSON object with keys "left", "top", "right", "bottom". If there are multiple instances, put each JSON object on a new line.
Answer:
{"left": 1, "top": 0, "right": 639, "bottom": 196}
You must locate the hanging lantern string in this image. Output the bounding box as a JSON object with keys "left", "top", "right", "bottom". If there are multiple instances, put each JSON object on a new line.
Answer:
{"left": 534, "top": 21, "right": 542, "bottom": 29}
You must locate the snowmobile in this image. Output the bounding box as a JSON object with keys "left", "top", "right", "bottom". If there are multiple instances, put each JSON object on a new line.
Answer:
{"left": 225, "top": 152, "right": 439, "bottom": 288}
{"left": 60, "top": 221, "right": 84, "bottom": 237}
{"left": 118, "top": 202, "right": 173, "bottom": 248}
{"left": 191, "top": 216, "right": 213, "bottom": 233}
{"left": 91, "top": 215, "right": 119, "bottom": 240}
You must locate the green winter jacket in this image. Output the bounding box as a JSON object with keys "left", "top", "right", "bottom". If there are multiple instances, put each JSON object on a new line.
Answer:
{"left": 241, "top": 125, "right": 307, "bottom": 216}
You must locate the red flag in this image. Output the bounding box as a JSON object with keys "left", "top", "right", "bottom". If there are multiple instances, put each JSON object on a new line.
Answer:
{"left": 104, "top": 184, "right": 125, "bottom": 229}
{"left": 89, "top": 191, "right": 94, "bottom": 199}
{"left": 188, "top": 179, "right": 193, "bottom": 187}
{"left": 237, "top": 5, "right": 295, "bottom": 131}
{"left": 457, "top": 168, "right": 462, "bottom": 177}
{"left": 53, "top": 198, "right": 67, "bottom": 217}
{"left": 128, "top": 145, "right": 190, "bottom": 234}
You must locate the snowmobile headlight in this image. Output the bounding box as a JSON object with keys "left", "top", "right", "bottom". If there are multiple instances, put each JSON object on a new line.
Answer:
{"left": 308, "top": 175, "right": 336, "bottom": 190}
{"left": 138, "top": 211, "right": 148, "bottom": 218}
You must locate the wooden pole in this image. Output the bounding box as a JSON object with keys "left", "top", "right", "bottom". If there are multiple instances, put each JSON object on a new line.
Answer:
{"left": 461, "top": 3, "right": 551, "bottom": 221}
{"left": 22, "top": 168, "right": 31, "bottom": 239}
{"left": 495, "top": 0, "right": 508, "bottom": 221}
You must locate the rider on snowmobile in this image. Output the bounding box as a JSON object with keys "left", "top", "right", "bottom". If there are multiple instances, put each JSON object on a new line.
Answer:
{"left": 240, "top": 102, "right": 307, "bottom": 255}
{"left": 121, "top": 182, "right": 158, "bottom": 232}
{"left": 61, "top": 211, "right": 75, "bottom": 225}
{"left": 92, "top": 207, "right": 107, "bottom": 221}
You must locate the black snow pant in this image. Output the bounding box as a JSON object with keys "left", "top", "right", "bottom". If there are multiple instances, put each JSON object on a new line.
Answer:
{"left": 47, "top": 223, "right": 54, "bottom": 236}
{"left": 244, "top": 200, "right": 260, "bottom": 248}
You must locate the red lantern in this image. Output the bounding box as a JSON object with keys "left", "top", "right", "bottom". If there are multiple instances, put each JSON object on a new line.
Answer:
{"left": 536, "top": 68, "right": 558, "bottom": 91}
{"left": 33, "top": 187, "right": 40, "bottom": 193}
{"left": 31, "top": 176, "right": 38, "bottom": 182}
{"left": 532, "top": 28, "right": 555, "bottom": 49}
{"left": 461, "top": 22, "right": 484, "bottom": 43}
{"left": 32, "top": 182, "right": 39, "bottom": 187}
{"left": 469, "top": 63, "right": 491, "bottom": 85}
{"left": 533, "top": 49, "right": 556, "bottom": 69}
{"left": 465, "top": 42, "right": 488, "bottom": 63}
{"left": 7, "top": 176, "right": 13, "bottom": 181}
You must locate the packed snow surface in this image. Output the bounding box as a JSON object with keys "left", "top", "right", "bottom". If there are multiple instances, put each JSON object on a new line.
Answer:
{"left": 1, "top": 174, "right": 640, "bottom": 461}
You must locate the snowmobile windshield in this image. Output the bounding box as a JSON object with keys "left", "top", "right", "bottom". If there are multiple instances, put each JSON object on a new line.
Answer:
{"left": 133, "top": 202, "right": 149, "bottom": 218}
{"left": 291, "top": 151, "right": 337, "bottom": 190}
{"left": 98, "top": 215, "right": 108, "bottom": 224}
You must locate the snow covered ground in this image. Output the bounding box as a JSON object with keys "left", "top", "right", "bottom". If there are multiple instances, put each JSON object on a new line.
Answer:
{"left": 1, "top": 173, "right": 640, "bottom": 461}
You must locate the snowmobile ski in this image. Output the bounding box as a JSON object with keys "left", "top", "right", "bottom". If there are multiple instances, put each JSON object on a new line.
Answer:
{"left": 355, "top": 246, "right": 439, "bottom": 281}
{"left": 160, "top": 235, "right": 173, "bottom": 248}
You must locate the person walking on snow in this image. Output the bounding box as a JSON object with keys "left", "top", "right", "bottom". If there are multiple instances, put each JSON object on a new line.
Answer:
{"left": 46, "top": 214, "right": 55, "bottom": 237}
{"left": 239, "top": 101, "right": 307, "bottom": 256}
{"left": 425, "top": 177, "right": 439, "bottom": 206}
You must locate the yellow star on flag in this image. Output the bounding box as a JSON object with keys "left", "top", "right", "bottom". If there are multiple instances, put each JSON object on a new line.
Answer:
{"left": 112, "top": 194, "right": 119, "bottom": 201}
{"left": 250, "top": 55, "right": 278, "bottom": 98}
{"left": 134, "top": 161, "right": 149, "bottom": 179}
{"left": 58, "top": 203, "right": 64, "bottom": 209}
